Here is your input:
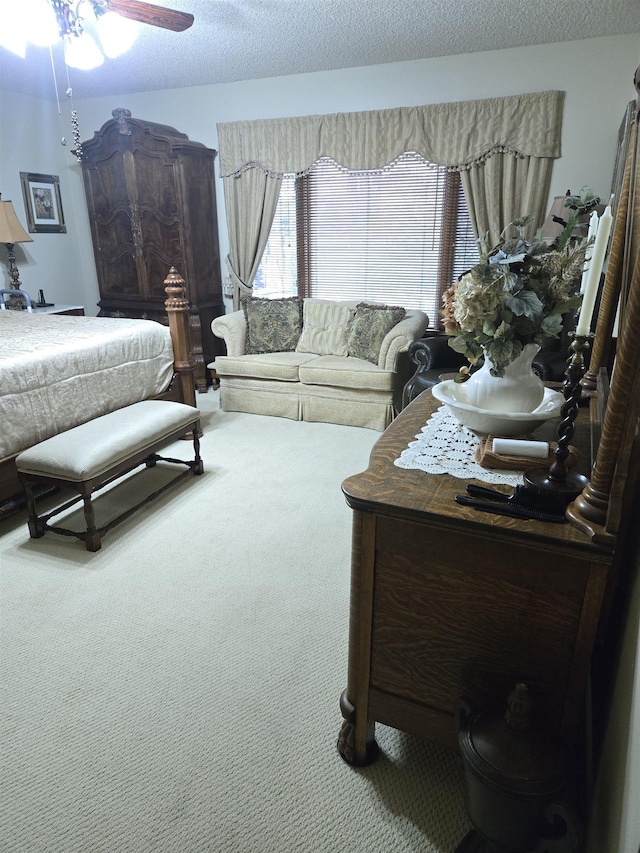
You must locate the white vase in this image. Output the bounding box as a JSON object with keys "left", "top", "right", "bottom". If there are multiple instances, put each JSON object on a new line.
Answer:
{"left": 464, "top": 343, "right": 545, "bottom": 413}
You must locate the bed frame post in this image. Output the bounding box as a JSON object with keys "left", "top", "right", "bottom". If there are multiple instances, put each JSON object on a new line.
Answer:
{"left": 566, "top": 66, "right": 640, "bottom": 543}
{"left": 164, "top": 267, "right": 197, "bottom": 407}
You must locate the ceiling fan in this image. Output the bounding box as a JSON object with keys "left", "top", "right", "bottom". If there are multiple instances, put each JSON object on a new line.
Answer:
{"left": 0, "top": 1, "right": 194, "bottom": 61}
{"left": 81, "top": 0, "right": 194, "bottom": 33}
{"left": 34, "top": 0, "right": 195, "bottom": 70}
{"left": 53, "top": 0, "right": 194, "bottom": 36}
{"left": 0, "top": 0, "right": 195, "bottom": 160}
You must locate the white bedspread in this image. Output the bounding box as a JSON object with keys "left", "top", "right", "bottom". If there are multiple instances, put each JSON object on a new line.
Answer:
{"left": 0, "top": 312, "right": 175, "bottom": 459}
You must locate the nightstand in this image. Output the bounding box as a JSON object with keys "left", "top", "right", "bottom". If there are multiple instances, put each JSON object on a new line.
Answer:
{"left": 31, "top": 305, "right": 85, "bottom": 316}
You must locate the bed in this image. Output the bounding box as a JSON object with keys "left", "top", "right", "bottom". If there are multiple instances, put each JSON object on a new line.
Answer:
{"left": 0, "top": 269, "right": 196, "bottom": 505}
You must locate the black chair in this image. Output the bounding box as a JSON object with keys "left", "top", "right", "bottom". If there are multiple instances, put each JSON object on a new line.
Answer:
{"left": 401, "top": 335, "right": 467, "bottom": 408}
{"left": 402, "top": 321, "right": 576, "bottom": 409}
{"left": 530, "top": 312, "right": 576, "bottom": 382}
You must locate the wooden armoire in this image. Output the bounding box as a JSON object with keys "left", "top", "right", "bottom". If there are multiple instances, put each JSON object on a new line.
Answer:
{"left": 81, "top": 108, "right": 224, "bottom": 392}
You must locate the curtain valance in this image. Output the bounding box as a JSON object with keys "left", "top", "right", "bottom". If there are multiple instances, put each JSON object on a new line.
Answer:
{"left": 217, "top": 90, "right": 564, "bottom": 178}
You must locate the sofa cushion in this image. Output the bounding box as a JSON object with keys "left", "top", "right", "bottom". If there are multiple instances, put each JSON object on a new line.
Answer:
{"left": 347, "top": 302, "right": 406, "bottom": 364}
{"left": 243, "top": 297, "right": 303, "bottom": 354}
{"left": 298, "top": 355, "right": 396, "bottom": 391}
{"left": 295, "top": 300, "right": 355, "bottom": 356}
{"left": 214, "top": 351, "right": 316, "bottom": 382}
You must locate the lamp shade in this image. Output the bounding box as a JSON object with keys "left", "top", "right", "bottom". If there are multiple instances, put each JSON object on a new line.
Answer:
{"left": 0, "top": 197, "right": 33, "bottom": 244}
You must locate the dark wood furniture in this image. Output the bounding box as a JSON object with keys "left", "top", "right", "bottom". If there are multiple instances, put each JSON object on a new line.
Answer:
{"left": 337, "top": 391, "right": 615, "bottom": 769}
{"left": 80, "top": 108, "right": 224, "bottom": 392}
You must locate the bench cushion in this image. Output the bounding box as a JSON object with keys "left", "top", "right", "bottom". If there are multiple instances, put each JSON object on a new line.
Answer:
{"left": 16, "top": 401, "right": 200, "bottom": 483}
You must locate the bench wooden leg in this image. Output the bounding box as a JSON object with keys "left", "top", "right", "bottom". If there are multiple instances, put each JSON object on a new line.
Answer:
{"left": 24, "top": 483, "right": 45, "bottom": 539}
{"left": 192, "top": 427, "right": 204, "bottom": 475}
{"left": 81, "top": 492, "right": 102, "bottom": 552}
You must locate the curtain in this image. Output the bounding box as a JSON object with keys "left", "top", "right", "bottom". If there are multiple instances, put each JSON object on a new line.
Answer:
{"left": 223, "top": 169, "right": 282, "bottom": 309}
{"left": 461, "top": 153, "right": 556, "bottom": 250}
{"left": 217, "top": 89, "right": 564, "bottom": 300}
{"left": 217, "top": 91, "right": 564, "bottom": 177}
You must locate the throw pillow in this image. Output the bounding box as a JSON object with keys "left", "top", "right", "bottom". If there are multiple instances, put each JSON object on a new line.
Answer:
{"left": 347, "top": 303, "right": 406, "bottom": 364}
{"left": 295, "top": 300, "right": 356, "bottom": 356}
{"left": 243, "top": 297, "right": 303, "bottom": 354}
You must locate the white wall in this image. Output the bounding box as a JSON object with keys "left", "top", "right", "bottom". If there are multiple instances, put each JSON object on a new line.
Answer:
{"left": 0, "top": 89, "right": 93, "bottom": 307}
{"left": 1, "top": 34, "right": 638, "bottom": 313}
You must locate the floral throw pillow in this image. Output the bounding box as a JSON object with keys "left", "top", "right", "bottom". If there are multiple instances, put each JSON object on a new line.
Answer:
{"left": 243, "top": 297, "right": 303, "bottom": 354}
{"left": 347, "top": 303, "right": 406, "bottom": 365}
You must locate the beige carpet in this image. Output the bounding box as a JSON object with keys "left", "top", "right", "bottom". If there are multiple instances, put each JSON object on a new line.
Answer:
{"left": 0, "top": 390, "right": 471, "bottom": 852}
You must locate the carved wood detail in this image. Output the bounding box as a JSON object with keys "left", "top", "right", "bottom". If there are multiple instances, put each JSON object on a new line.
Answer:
{"left": 164, "top": 267, "right": 196, "bottom": 408}
{"left": 80, "top": 111, "right": 224, "bottom": 392}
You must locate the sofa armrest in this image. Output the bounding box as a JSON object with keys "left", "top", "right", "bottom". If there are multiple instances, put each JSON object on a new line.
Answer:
{"left": 211, "top": 310, "right": 246, "bottom": 357}
{"left": 400, "top": 335, "right": 469, "bottom": 407}
{"left": 408, "top": 335, "right": 468, "bottom": 371}
{"left": 378, "top": 310, "right": 429, "bottom": 371}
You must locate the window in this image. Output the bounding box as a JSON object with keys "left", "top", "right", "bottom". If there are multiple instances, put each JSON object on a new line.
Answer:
{"left": 254, "top": 153, "right": 479, "bottom": 329}
{"left": 251, "top": 175, "right": 299, "bottom": 299}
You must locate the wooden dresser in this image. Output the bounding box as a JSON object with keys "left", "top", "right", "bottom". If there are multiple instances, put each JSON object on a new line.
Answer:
{"left": 337, "top": 71, "right": 639, "bottom": 846}
{"left": 80, "top": 109, "right": 224, "bottom": 392}
{"left": 337, "top": 390, "right": 617, "bottom": 769}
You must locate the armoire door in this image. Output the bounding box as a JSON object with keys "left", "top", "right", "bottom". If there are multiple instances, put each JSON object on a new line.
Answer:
{"left": 81, "top": 109, "right": 225, "bottom": 392}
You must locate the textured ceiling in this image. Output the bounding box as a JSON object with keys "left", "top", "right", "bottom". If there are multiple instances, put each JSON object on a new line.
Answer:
{"left": 1, "top": 0, "right": 639, "bottom": 101}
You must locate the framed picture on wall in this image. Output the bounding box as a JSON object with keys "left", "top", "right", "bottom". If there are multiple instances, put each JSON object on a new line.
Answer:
{"left": 20, "top": 172, "right": 66, "bottom": 233}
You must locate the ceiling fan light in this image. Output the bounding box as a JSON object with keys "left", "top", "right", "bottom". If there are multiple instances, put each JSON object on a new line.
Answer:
{"left": 0, "top": 2, "right": 33, "bottom": 55}
{"left": 0, "top": 23, "right": 27, "bottom": 58}
{"left": 64, "top": 32, "right": 104, "bottom": 70}
{"left": 95, "top": 11, "right": 138, "bottom": 59}
{"left": 0, "top": 37, "right": 27, "bottom": 59}
{"left": 26, "top": 0, "right": 60, "bottom": 47}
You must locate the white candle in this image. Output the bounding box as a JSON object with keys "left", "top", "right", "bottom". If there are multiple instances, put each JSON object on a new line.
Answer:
{"left": 576, "top": 205, "right": 613, "bottom": 335}
{"left": 579, "top": 210, "right": 599, "bottom": 294}
{"left": 492, "top": 438, "right": 549, "bottom": 458}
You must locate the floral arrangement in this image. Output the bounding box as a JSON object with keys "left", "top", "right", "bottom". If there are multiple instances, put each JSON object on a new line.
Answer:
{"left": 442, "top": 216, "right": 586, "bottom": 377}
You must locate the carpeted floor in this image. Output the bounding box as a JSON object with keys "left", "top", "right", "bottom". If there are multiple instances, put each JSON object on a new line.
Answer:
{"left": 0, "top": 390, "right": 471, "bottom": 852}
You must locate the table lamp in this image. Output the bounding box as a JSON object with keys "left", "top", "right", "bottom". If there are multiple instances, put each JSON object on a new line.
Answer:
{"left": 0, "top": 194, "right": 33, "bottom": 290}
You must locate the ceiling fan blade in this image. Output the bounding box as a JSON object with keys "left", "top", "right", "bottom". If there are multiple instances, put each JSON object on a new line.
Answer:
{"left": 106, "top": 0, "right": 194, "bottom": 32}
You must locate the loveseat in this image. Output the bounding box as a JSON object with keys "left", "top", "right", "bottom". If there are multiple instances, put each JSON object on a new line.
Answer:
{"left": 210, "top": 297, "right": 429, "bottom": 430}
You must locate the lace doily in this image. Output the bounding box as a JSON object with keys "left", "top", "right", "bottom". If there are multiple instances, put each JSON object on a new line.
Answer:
{"left": 394, "top": 405, "right": 525, "bottom": 486}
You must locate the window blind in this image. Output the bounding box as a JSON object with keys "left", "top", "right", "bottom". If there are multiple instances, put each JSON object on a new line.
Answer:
{"left": 255, "top": 153, "right": 479, "bottom": 328}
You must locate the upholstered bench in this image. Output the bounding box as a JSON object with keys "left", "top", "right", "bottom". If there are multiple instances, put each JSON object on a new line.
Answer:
{"left": 16, "top": 401, "right": 203, "bottom": 552}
